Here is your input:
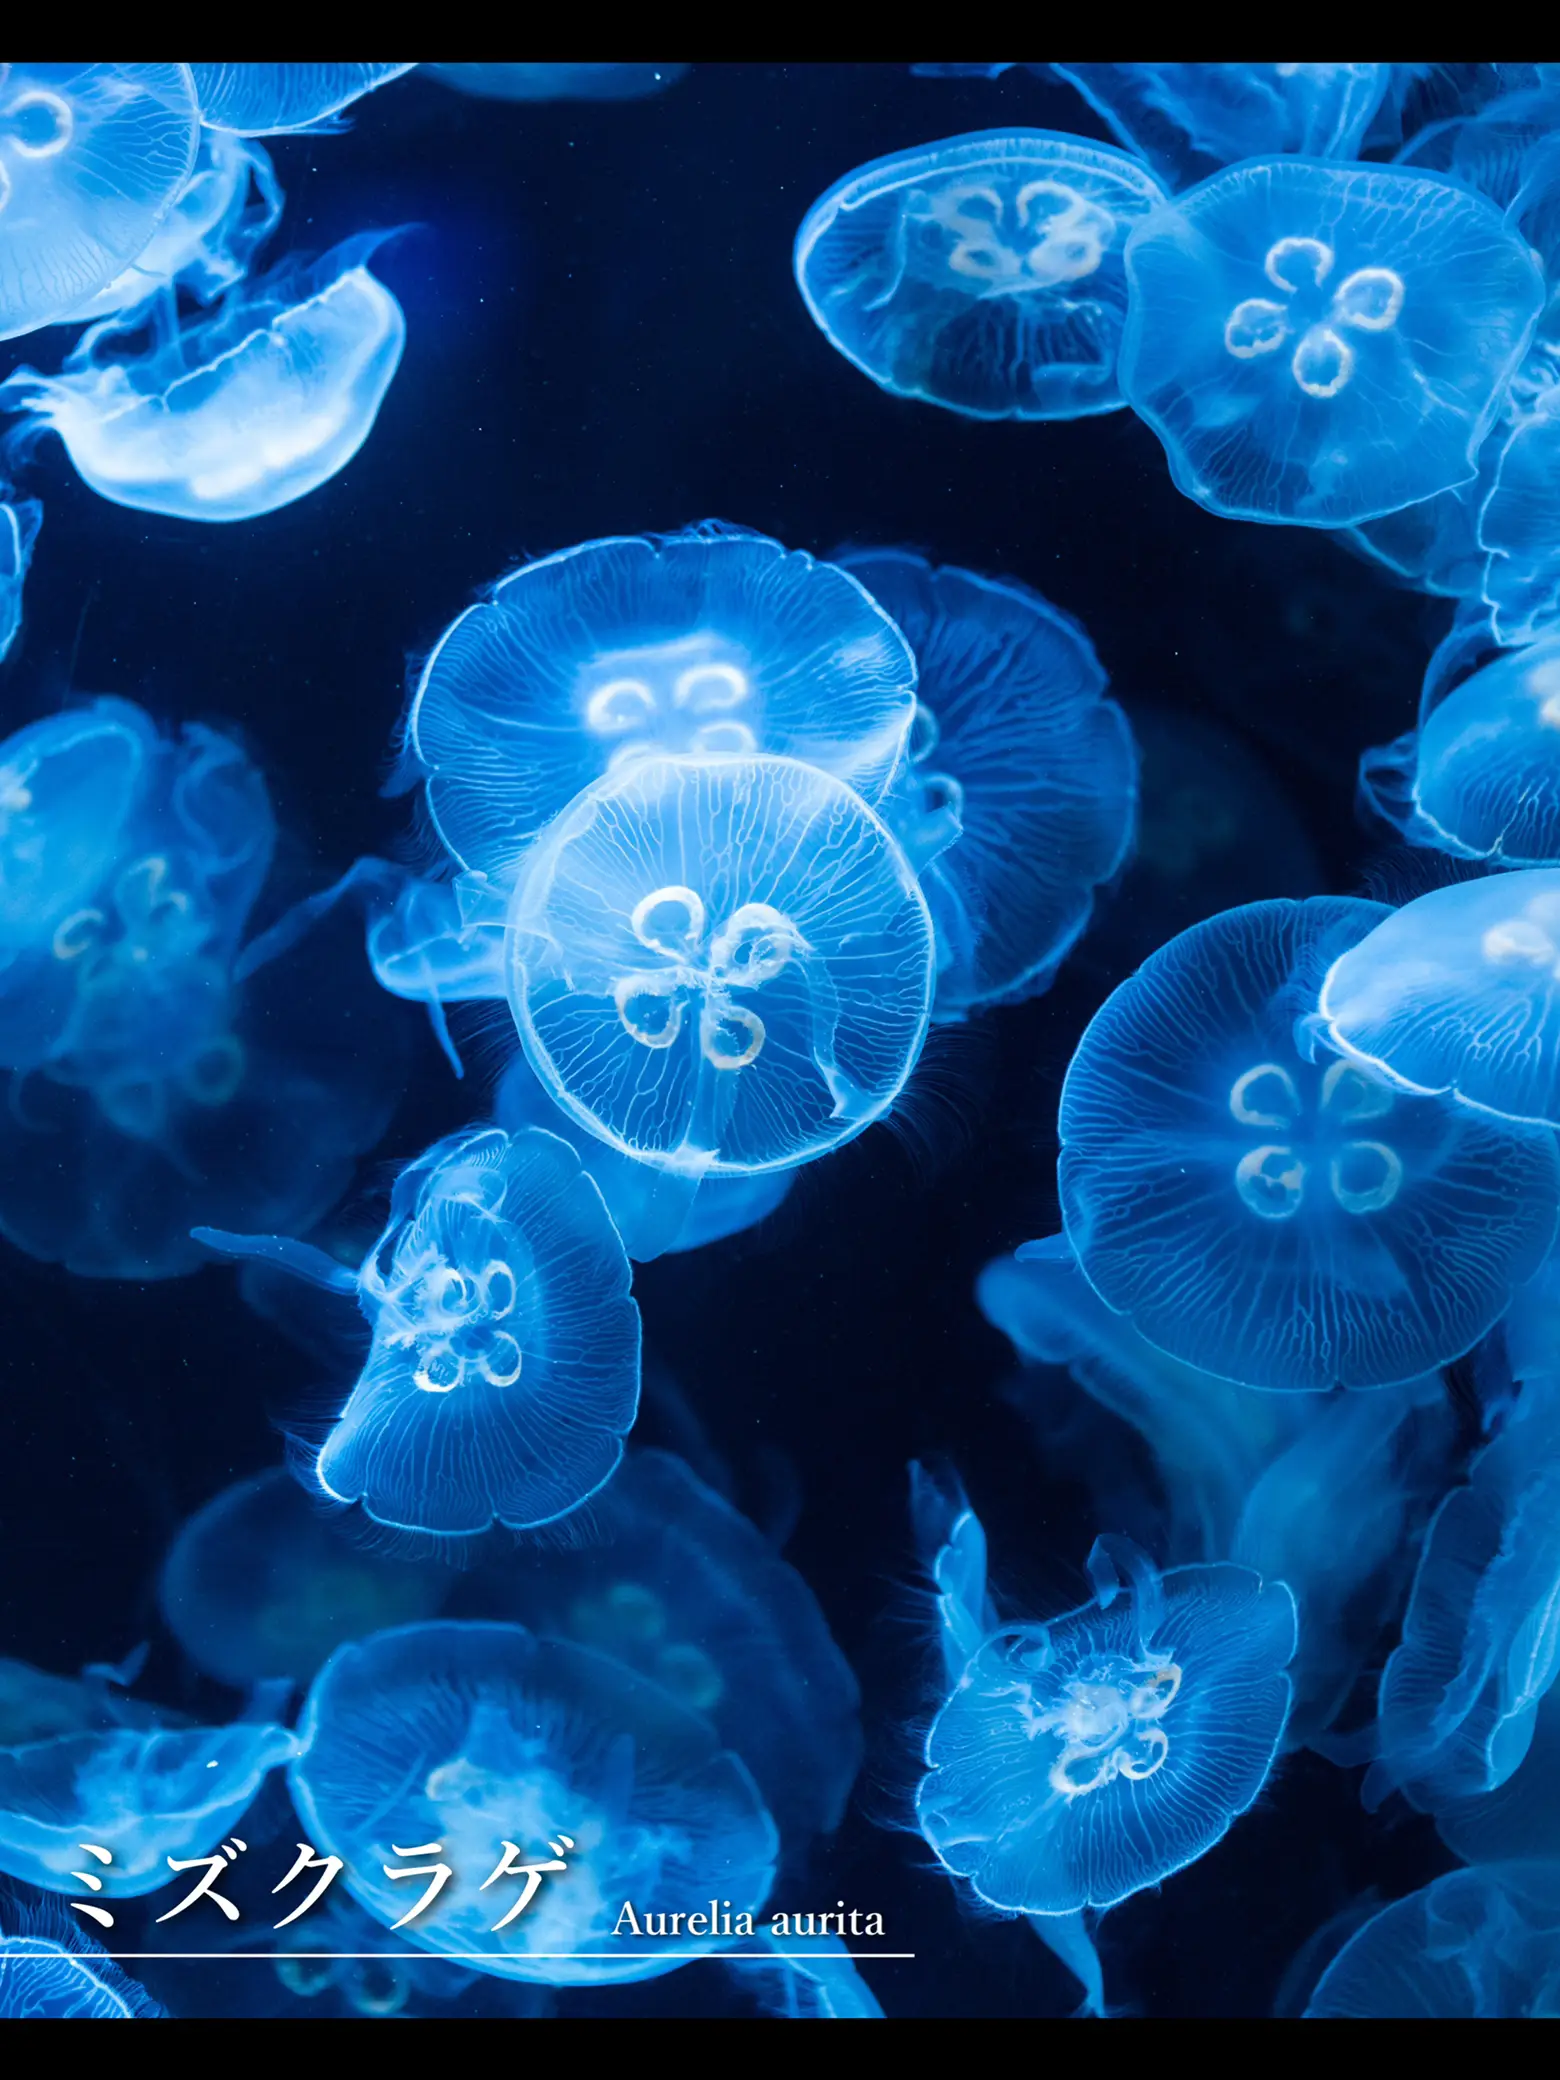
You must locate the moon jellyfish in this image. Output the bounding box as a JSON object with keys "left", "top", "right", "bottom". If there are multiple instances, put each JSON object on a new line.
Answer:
{"left": 1319, "top": 870, "right": 1560, "bottom": 1127}
{"left": 794, "top": 129, "right": 1167, "bottom": 420}
{"left": 1118, "top": 160, "right": 1544, "bottom": 527}
{"left": 0, "top": 1898, "right": 162, "bottom": 2019}
{"left": 289, "top": 1620, "right": 779, "bottom": 1984}
{"left": 0, "top": 64, "right": 199, "bottom": 342}
{"left": 0, "top": 234, "right": 406, "bottom": 523}
{"left": 429, "top": 64, "right": 687, "bottom": 102}
{"left": 159, "top": 1468, "right": 452, "bottom": 1691}
{"left": 449, "top": 1447, "right": 862, "bottom": 1846}
{"left": 838, "top": 548, "right": 1136, "bottom": 1014}
{"left": 1305, "top": 1862, "right": 1560, "bottom": 2017}
{"left": 1478, "top": 384, "right": 1560, "bottom": 644}
{"left": 1060, "top": 897, "right": 1560, "bottom": 1389}
{"left": 0, "top": 496, "right": 38, "bottom": 664}
{"left": 0, "top": 1719, "right": 296, "bottom": 1896}
{"left": 400, "top": 524, "right": 917, "bottom": 882}
{"left": 197, "top": 1125, "right": 641, "bottom": 1539}
{"left": 188, "top": 63, "right": 414, "bottom": 135}
{"left": 507, "top": 754, "right": 935, "bottom": 1178}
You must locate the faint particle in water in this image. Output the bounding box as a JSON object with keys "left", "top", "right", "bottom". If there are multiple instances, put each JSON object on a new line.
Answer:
{"left": 187, "top": 63, "right": 415, "bottom": 135}
{"left": 0, "top": 496, "right": 39, "bottom": 664}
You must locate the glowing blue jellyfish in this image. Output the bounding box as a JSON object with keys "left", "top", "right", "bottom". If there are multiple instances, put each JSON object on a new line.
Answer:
{"left": 507, "top": 753, "right": 935, "bottom": 1179}
{"left": 0, "top": 496, "right": 38, "bottom": 664}
{"left": 0, "top": 234, "right": 406, "bottom": 522}
{"left": 400, "top": 525, "right": 917, "bottom": 882}
{"left": 0, "top": 1898, "right": 162, "bottom": 2018}
{"left": 794, "top": 130, "right": 1167, "bottom": 420}
{"left": 1060, "top": 897, "right": 1560, "bottom": 1389}
{"left": 429, "top": 64, "right": 687, "bottom": 102}
{"left": 450, "top": 1447, "right": 862, "bottom": 1845}
{"left": 0, "top": 65, "right": 199, "bottom": 342}
{"left": 1305, "top": 1862, "right": 1560, "bottom": 2017}
{"left": 1478, "top": 384, "right": 1560, "bottom": 643}
{"left": 1118, "top": 160, "right": 1544, "bottom": 527}
{"left": 838, "top": 548, "right": 1136, "bottom": 1013}
{"left": 198, "top": 1124, "right": 641, "bottom": 1538}
{"left": 0, "top": 1718, "right": 296, "bottom": 1896}
{"left": 188, "top": 63, "right": 414, "bottom": 135}
{"left": 1319, "top": 870, "right": 1560, "bottom": 1127}
{"left": 289, "top": 1619, "right": 778, "bottom": 1984}
{"left": 159, "top": 1468, "right": 452, "bottom": 1691}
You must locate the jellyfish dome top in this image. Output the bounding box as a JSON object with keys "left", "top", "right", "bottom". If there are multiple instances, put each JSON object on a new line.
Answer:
{"left": 917, "top": 1534, "right": 1297, "bottom": 1916}
{"left": 1118, "top": 158, "right": 1544, "bottom": 527}
{"left": 196, "top": 1124, "right": 642, "bottom": 1540}
{"left": 0, "top": 496, "right": 38, "bottom": 665}
{"left": 0, "top": 233, "right": 407, "bottom": 523}
{"left": 187, "top": 62, "right": 415, "bottom": 135}
{"left": 1305, "top": 1862, "right": 1560, "bottom": 2017}
{"left": 794, "top": 129, "right": 1167, "bottom": 421}
{"left": 1059, "top": 896, "right": 1560, "bottom": 1390}
{"left": 838, "top": 548, "right": 1137, "bottom": 1015}
{"left": 429, "top": 64, "right": 687, "bottom": 102}
{"left": 400, "top": 523, "right": 917, "bottom": 884}
{"left": 0, "top": 64, "right": 200, "bottom": 342}
{"left": 1319, "top": 869, "right": 1560, "bottom": 1127}
{"left": 1360, "top": 637, "right": 1560, "bottom": 867}
{"left": 0, "top": 1898, "right": 163, "bottom": 2019}
{"left": 289, "top": 1620, "right": 780, "bottom": 1985}
{"left": 506, "top": 753, "right": 936, "bottom": 1179}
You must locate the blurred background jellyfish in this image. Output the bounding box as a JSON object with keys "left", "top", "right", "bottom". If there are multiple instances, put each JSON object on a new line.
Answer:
{"left": 0, "top": 64, "right": 199, "bottom": 342}
{"left": 158, "top": 1468, "right": 452, "bottom": 1692}
{"left": 1119, "top": 160, "right": 1543, "bottom": 527}
{"left": 0, "top": 496, "right": 39, "bottom": 664}
{"left": 506, "top": 753, "right": 936, "bottom": 1179}
{"left": 399, "top": 524, "right": 917, "bottom": 883}
{"left": 187, "top": 63, "right": 414, "bottom": 136}
{"left": 197, "top": 1125, "right": 641, "bottom": 1539}
{"left": 794, "top": 129, "right": 1166, "bottom": 420}
{"left": 0, "top": 233, "right": 407, "bottom": 523}
{"left": 289, "top": 1619, "right": 779, "bottom": 1985}
{"left": 837, "top": 547, "right": 1137, "bottom": 1015}
{"left": 1304, "top": 1862, "right": 1560, "bottom": 2017}
{"left": 0, "top": 1894, "right": 162, "bottom": 2018}
{"left": 1478, "top": 384, "right": 1560, "bottom": 644}
{"left": 429, "top": 64, "right": 687, "bottom": 103}
{"left": 1059, "top": 897, "right": 1560, "bottom": 1390}
{"left": 1319, "top": 870, "right": 1560, "bottom": 1126}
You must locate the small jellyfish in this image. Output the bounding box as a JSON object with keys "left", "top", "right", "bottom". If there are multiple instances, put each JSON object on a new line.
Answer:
{"left": 0, "top": 64, "right": 200, "bottom": 341}
{"left": 399, "top": 524, "right": 917, "bottom": 883}
{"left": 188, "top": 63, "right": 414, "bottom": 135}
{"left": 1060, "top": 897, "right": 1560, "bottom": 1389}
{"left": 197, "top": 1125, "right": 641, "bottom": 1540}
{"left": 428, "top": 64, "right": 687, "bottom": 102}
{"left": 507, "top": 753, "right": 935, "bottom": 1178}
{"left": 0, "top": 234, "right": 406, "bottom": 523}
{"left": 1305, "top": 1862, "right": 1560, "bottom": 2017}
{"left": 289, "top": 1619, "right": 779, "bottom": 1985}
{"left": 159, "top": 1467, "right": 452, "bottom": 1691}
{"left": 0, "top": 496, "right": 39, "bottom": 664}
{"left": 1118, "top": 159, "right": 1544, "bottom": 527}
{"left": 0, "top": 1895, "right": 162, "bottom": 2018}
{"left": 794, "top": 129, "right": 1167, "bottom": 420}
{"left": 837, "top": 548, "right": 1136, "bottom": 1014}
{"left": 1319, "top": 869, "right": 1560, "bottom": 1126}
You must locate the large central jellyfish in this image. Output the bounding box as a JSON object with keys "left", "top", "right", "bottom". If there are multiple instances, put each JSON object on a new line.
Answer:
{"left": 1059, "top": 897, "right": 1560, "bottom": 1390}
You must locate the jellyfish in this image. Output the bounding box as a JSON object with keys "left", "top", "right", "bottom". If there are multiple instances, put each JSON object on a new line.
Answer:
{"left": 159, "top": 1467, "right": 453, "bottom": 1692}
{"left": 428, "top": 64, "right": 687, "bottom": 102}
{"left": 732, "top": 1933, "right": 884, "bottom": 2019}
{"left": 794, "top": 129, "right": 1167, "bottom": 421}
{"left": 258, "top": 1894, "right": 496, "bottom": 2019}
{"left": 1060, "top": 897, "right": 1560, "bottom": 1390}
{"left": 1118, "top": 159, "right": 1544, "bottom": 527}
{"left": 1478, "top": 383, "right": 1560, "bottom": 643}
{"left": 289, "top": 1619, "right": 779, "bottom": 1985}
{"left": 187, "top": 63, "right": 414, "bottom": 135}
{"left": 0, "top": 64, "right": 200, "bottom": 342}
{"left": 0, "top": 1719, "right": 296, "bottom": 1896}
{"left": 0, "top": 1657, "right": 164, "bottom": 1750}
{"left": 836, "top": 548, "right": 1136, "bottom": 1014}
{"left": 399, "top": 524, "right": 917, "bottom": 884}
{"left": 0, "top": 1896, "right": 162, "bottom": 2019}
{"left": 506, "top": 753, "right": 936, "bottom": 1180}
{"left": 196, "top": 1124, "right": 642, "bottom": 1540}
{"left": 1304, "top": 1862, "right": 1560, "bottom": 2017}
{"left": 1318, "top": 870, "right": 1560, "bottom": 1127}
{"left": 1359, "top": 638, "right": 1560, "bottom": 865}
{"left": 1344, "top": 473, "right": 1491, "bottom": 600}
{"left": 0, "top": 233, "right": 406, "bottom": 523}
{"left": 447, "top": 1447, "right": 862, "bottom": 1847}
{"left": 0, "top": 497, "right": 39, "bottom": 665}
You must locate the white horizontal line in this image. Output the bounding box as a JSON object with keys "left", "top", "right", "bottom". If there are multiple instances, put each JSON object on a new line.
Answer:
{"left": 77, "top": 1951, "right": 917, "bottom": 1963}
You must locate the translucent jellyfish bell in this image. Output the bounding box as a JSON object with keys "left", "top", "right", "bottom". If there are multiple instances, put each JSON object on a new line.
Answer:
{"left": 1060, "top": 897, "right": 1560, "bottom": 1389}
{"left": 838, "top": 548, "right": 1137, "bottom": 1014}
{"left": 507, "top": 753, "right": 936, "bottom": 1178}
{"left": 400, "top": 525, "right": 917, "bottom": 883}
{"left": 1319, "top": 870, "right": 1560, "bottom": 1126}
{"left": 0, "top": 234, "right": 406, "bottom": 523}
{"left": 1305, "top": 1862, "right": 1560, "bottom": 2017}
{"left": 429, "top": 64, "right": 687, "bottom": 102}
{"left": 1478, "top": 383, "right": 1560, "bottom": 643}
{"left": 1119, "top": 159, "right": 1544, "bottom": 527}
{"left": 0, "top": 64, "right": 199, "bottom": 341}
{"left": 794, "top": 129, "right": 1167, "bottom": 421}
{"left": 289, "top": 1620, "right": 779, "bottom": 1985}
{"left": 0, "top": 498, "right": 39, "bottom": 665}
{"left": 188, "top": 63, "right": 415, "bottom": 135}
{"left": 0, "top": 1898, "right": 162, "bottom": 2019}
